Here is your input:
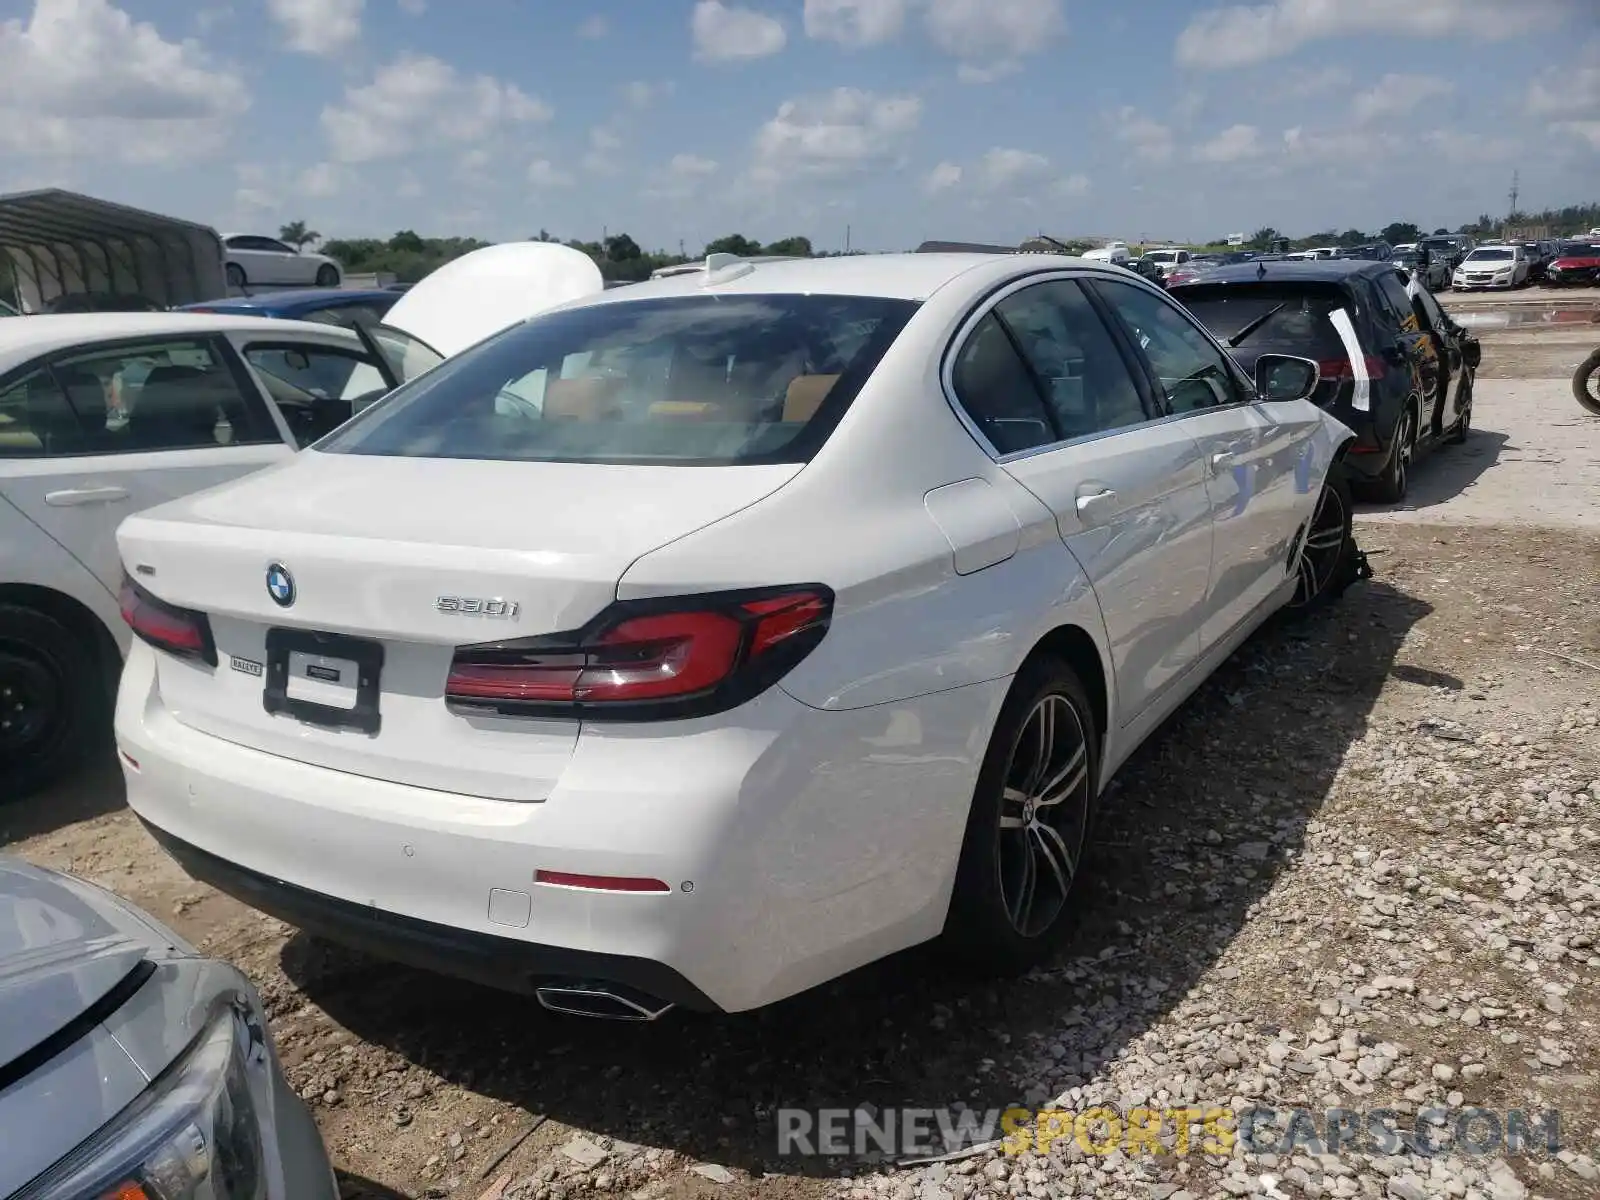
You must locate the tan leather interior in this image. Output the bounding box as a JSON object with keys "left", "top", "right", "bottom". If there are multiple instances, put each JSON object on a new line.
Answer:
{"left": 783, "top": 374, "right": 840, "bottom": 423}
{"left": 543, "top": 377, "right": 621, "bottom": 420}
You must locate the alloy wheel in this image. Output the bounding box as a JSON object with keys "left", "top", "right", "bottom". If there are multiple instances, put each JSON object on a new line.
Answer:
{"left": 996, "top": 694, "right": 1092, "bottom": 938}
{"left": 1291, "top": 482, "right": 1348, "bottom": 606}
{"left": 1393, "top": 411, "right": 1414, "bottom": 495}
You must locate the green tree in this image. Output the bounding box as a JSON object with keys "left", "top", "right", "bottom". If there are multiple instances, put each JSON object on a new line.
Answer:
{"left": 1380, "top": 222, "right": 1422, "bottom": 245}
{"left": 1337, "top": 229, "right": 1368, "bottom": 246}
{"left": 762, "top": 235, "right": 814, "bottom": 257}
{"left": 1247, "top": 227, "right": 1280, "bottom": 250}
{"left": 704, "top": 233, "right": 763, "bottom": 257}
{"left": 388, "top": 229, "right": 426, "bottom": 254}
{"left": 1432, "top": 227, "right": 1450, "bottom": 236}
{"left": 278, "top": 219, "right": 320, "bottom": 250}
{"left": 604, "top": 233, "right": 643, "bottom": 262}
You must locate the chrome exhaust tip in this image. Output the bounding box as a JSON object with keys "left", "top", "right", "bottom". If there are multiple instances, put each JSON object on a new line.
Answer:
{"left": 535, "top": 982, "right": 674, "bottom": 1021}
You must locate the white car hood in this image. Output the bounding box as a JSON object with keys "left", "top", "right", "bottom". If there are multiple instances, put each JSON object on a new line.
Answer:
{"left": 1459, "top": 258, "right": 1514, "bottom": 271}
{"left": 383, "top": 242, "right": 606, "bottom": 357}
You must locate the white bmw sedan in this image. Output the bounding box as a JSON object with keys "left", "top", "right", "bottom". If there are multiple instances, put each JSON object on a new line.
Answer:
{"left": 114, "top": 253, "right": 1359, "bottom": 1018}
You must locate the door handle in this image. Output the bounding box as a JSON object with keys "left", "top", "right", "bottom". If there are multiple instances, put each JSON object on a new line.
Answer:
{"left": 44, "top": 486, "right": 131, "bottom": 507}
{"left": 1075, "top": 485, "right": 1116, "bottom": 515}
{"left": 1210, "top": 451, "right": 1234, "bottom": 472}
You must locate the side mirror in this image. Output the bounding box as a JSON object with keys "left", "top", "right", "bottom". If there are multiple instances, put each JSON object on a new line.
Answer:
{"left": 1254, "top": 354, "right": 1321, "bottom": 403}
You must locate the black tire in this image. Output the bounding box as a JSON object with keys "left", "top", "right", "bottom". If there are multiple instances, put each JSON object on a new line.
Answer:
{"left": 1288, "top": 463, "right": 1357, "bottom": 611}
{"left": 942, "top": 657, "right": 1099, "bottom": 975}
{"left": 1573, "top": 349, "right": 1600, "bottom": 417}
{"left": 1447, "top": 372, "right": 1474, "bottom": 442}
{"left": 1369, "top": 405, "right": 1415, "bottom": 504}
{"left": 226, "top": 262, "right": 247, "bottom": 290}
{"left": 315, "top": 264, "right": 339, "bottom": 287}
{"left": 0, "top": 604, "right": 108, "bottom": 804}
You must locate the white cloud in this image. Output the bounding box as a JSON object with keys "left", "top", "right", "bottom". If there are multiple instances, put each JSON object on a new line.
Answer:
{"left": 692, "top": 1, "right": 787, "bottom": 62}
{"left": 398, "top": 0, "right": 425, "bottom": 14}
{"left": 923, "top": 160, "right": 962, "bottom": 193}
{"left": 0, "top": 0, "right": 248, "bottom": 163}
{"left": 622, "top": 80, "right": 675, "bottom": 109}
{"left": 804, "top": 0, "right": 908, "bottom": 47}
{"left": 298, "top": 161, "right": 344, "bottom": 197}
{"left": 1176, "top": 0, "right": 1573, "bottom": 69}
{"left": 1281, "top": 65, "right": 1351, "bottom": 98}
{"left": 577, "top": 14, "right": 608, "bottom": 38}
{"left": 1350, "top": 73, "right": 1453, "bottom": 125}
{"left": 749, "top": 87, "right": 921, "bottom": 185}
{"left": 645, "top": 153, "right": 720, "bottom": 200}
{"left": 528, "top": 158, "right": 575, "bottom": 189}
{"left": 924, "top": 0, "right": 1065, "bottom": 80}
{"left": 1554, "top": 120, "right": 1600, "bottom": 151}
{"left": 975, "top": 147, "right": 1051, "bottom": 191}
{"left": 267, "top": 0, "right": 363, "bottom": 56}
{"left": 1193, "top": 123, "right": 1263, "bottom": 163}
{"left": 1053, "top": 173, "right": 1090, "bottom": 198}
{"left": 320, "top": 54, "right": 551, "bottom": 162}
{"left": 1112, "top": 107, "right": 1175, "bottom": 163}
{"left": 1527, "top": 49, "right": 1600, "bottom": 119}
{"left": 583, "top": 120, "right": 626, "bottom": 175}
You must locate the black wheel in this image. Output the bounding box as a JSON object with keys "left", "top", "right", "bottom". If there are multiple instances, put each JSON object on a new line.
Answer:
{"left": 0, "top": 605, "right": 107, "bottom": 804}
{"left": 226, "top": 262, "right": 247, "bottom": 290}
{"left": 1369, "top": 405, "right": 1415, "bottom": 504}
{"left": 1573, "top": 349, "right": 1600, "bottom": 417}
{"left": 1289, "top": 465, "right": 1355, "bottom": 610}
{"left": 1447, "top": 372, "right": 1474, "bottom": 442}
{"left": 943, "top": 658, "right": 1098, "bottom": 974}
{"left": 315, "top": 264, "right": 339, "bottom": 287}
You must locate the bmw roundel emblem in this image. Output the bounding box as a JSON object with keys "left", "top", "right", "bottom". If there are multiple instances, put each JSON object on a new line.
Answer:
{"left": 265, "top": 563, "right": 295, "bottom": 607}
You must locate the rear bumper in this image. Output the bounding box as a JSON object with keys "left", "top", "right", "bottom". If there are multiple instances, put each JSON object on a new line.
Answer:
{"left": 144, "top": 822, "right": 720, "bottom": 1011}
{"left": 116, "top": 641, "right": 999, "bottom": 1012}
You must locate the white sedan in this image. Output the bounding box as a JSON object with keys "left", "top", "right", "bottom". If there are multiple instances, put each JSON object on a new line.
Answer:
{"left": 114, "top": 253, "right": 1362, "bottom": 1017}
{"left": 1452, "top": 245, "right": 1530, "bottom": 290}
{"left": 223, "top": 234, "right": 344, "bottom": 291}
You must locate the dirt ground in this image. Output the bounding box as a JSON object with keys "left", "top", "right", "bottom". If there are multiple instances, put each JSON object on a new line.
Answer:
{"left": 5, "top": 305, "right": 1599, "bottom": 1200}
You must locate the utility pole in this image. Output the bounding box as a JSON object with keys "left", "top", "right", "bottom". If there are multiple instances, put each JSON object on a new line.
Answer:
{"left": 845, "top": 224, "right": 851, "bottom": 254}
{"left": 678, "top": 239, "right": 685, "bottom": 258}
{"left": 1508, "top": 169, "right": 1519, "bottom": 218}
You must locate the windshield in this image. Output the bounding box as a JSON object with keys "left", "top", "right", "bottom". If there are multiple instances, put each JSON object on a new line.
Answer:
{"left": 1144, "top": 251, "right": 1177, "bottom": 263}
{"left": 1559, "top": 243, "right": 1600, "bottom": 257}
{"left": 320, "top": 294, "right": 918, "bottom": 465}
{"left": 1393, "top": 250, "right": 1418, "bottom": 264}
{"left": 1465, "top": 248, "right": 1514, "bottom": 262}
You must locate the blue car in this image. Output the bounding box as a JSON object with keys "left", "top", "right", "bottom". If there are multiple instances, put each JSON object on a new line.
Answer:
{"left": 178, "top": 286, "right": 399, "bottom": 329}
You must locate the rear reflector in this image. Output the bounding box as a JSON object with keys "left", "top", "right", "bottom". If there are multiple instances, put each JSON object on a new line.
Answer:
{"left": 1316, "top": 355, "right": 1388, "bottom": 381}
{"left": 446, "top": 585, "right": 833, "bottom": 721}
{"left": 118, "top": 575, "right": 217, "bottom": 666}
{"left": 534, "top": 870, "right": 672, "bottom": 893}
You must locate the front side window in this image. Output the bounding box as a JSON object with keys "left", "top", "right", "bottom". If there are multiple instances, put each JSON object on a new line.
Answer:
{"left": 1375, "top": 272, "right": 1417, "bottom": 323}
{"left": 244, "top": 343, "right": 390, "bottom": 446}
{"left": 320, "top": 294, "right": 917, "bottom": 465}
{"left": 1092, "top": 279, "right": 1250, "bottom": 413}
{"left": 4, "top": 339, "right": 280, "bottom": 455}
{"left": 0, "top": 370, "right": 76, "bottom": 457}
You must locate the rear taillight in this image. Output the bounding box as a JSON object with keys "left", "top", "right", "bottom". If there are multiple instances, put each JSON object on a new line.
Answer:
{"left": 1317, "top": 355, "right": 1389, "bottom": 381}
{"left": 119, "top": 575, "right": 216, "bottom": 666}
{"left": 445, "top": 585, "right": 833, "bottom": 720}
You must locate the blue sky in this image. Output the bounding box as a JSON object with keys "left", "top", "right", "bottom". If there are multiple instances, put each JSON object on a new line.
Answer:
{"left": 1, "top": 0, "right": 1596, "bottom": 253}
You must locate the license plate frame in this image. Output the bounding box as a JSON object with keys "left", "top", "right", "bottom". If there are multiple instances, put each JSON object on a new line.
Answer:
{"left": 263, "top": 627, "right": 384, "bottom": 735}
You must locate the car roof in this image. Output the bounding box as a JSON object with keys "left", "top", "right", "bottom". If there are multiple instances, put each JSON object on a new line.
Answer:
{"left": 0, "top": 312, "right": 358, "bottom": 375}
{"left": 178, "top": 288, "right": 396, "bottom": 314}
{"left": 566, "top": 251, "right": 1139, "bottom": 306}
{"left": 1170, "top": 258, "right": 1387, "bottom": 287}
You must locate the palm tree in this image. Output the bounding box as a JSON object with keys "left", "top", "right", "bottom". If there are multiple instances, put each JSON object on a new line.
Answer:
{"left": 278, "top": 220, "right": 321, "bottom": 251}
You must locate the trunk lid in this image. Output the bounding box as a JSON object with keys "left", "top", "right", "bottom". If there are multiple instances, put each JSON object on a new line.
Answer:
{"left": 117, "top": 453, "right": 801, "bottom": 800}
{"left": 381, "top": 242, "right": 606, "bottom": 358}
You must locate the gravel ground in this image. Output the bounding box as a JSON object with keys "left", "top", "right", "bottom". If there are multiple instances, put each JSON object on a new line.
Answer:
{"left": 5, "top": 316, "right": 1599, "bottom": 1200}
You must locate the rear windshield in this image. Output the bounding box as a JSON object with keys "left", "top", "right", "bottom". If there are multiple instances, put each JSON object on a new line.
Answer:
{"left": 1174, "top": 283, "right": 1351, "bottom": 354}
{"left": 1465, "top": 248, "right": 1514, "bottom": 262}
{"left": 319, "top": 294, "right": 917, "bottom": 465}
{"left": 1560, "top": 243, "right": 1600, "bottom": 256}
{"left": 1144, "top": 251, "right": 1178, "bottom": 263}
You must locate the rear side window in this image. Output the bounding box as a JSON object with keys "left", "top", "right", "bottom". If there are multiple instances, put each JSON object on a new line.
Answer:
{"left": 320, "top": 294, "right": 917, "bottom": 465}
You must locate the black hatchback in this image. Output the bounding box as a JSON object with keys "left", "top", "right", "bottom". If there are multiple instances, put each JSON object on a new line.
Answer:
{"left": 1169, "top": 260, "right": 1480, "bottom": 503}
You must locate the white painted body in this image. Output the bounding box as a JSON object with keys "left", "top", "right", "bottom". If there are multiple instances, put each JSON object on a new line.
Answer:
{"left": 222, "top": 234, "right": 343, "bottom": 288}
{"left": 115, "top": 253, "right": 1352, "bottom": 1013}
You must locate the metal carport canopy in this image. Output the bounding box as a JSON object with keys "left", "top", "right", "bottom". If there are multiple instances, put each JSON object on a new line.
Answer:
{"left": 0, "top": 188, "right": 226, "bottom": 311}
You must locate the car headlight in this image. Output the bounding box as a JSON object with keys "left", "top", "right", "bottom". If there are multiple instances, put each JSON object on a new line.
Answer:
{"left": 19, "top": 1003, "right": 269, "bottom": 1200}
